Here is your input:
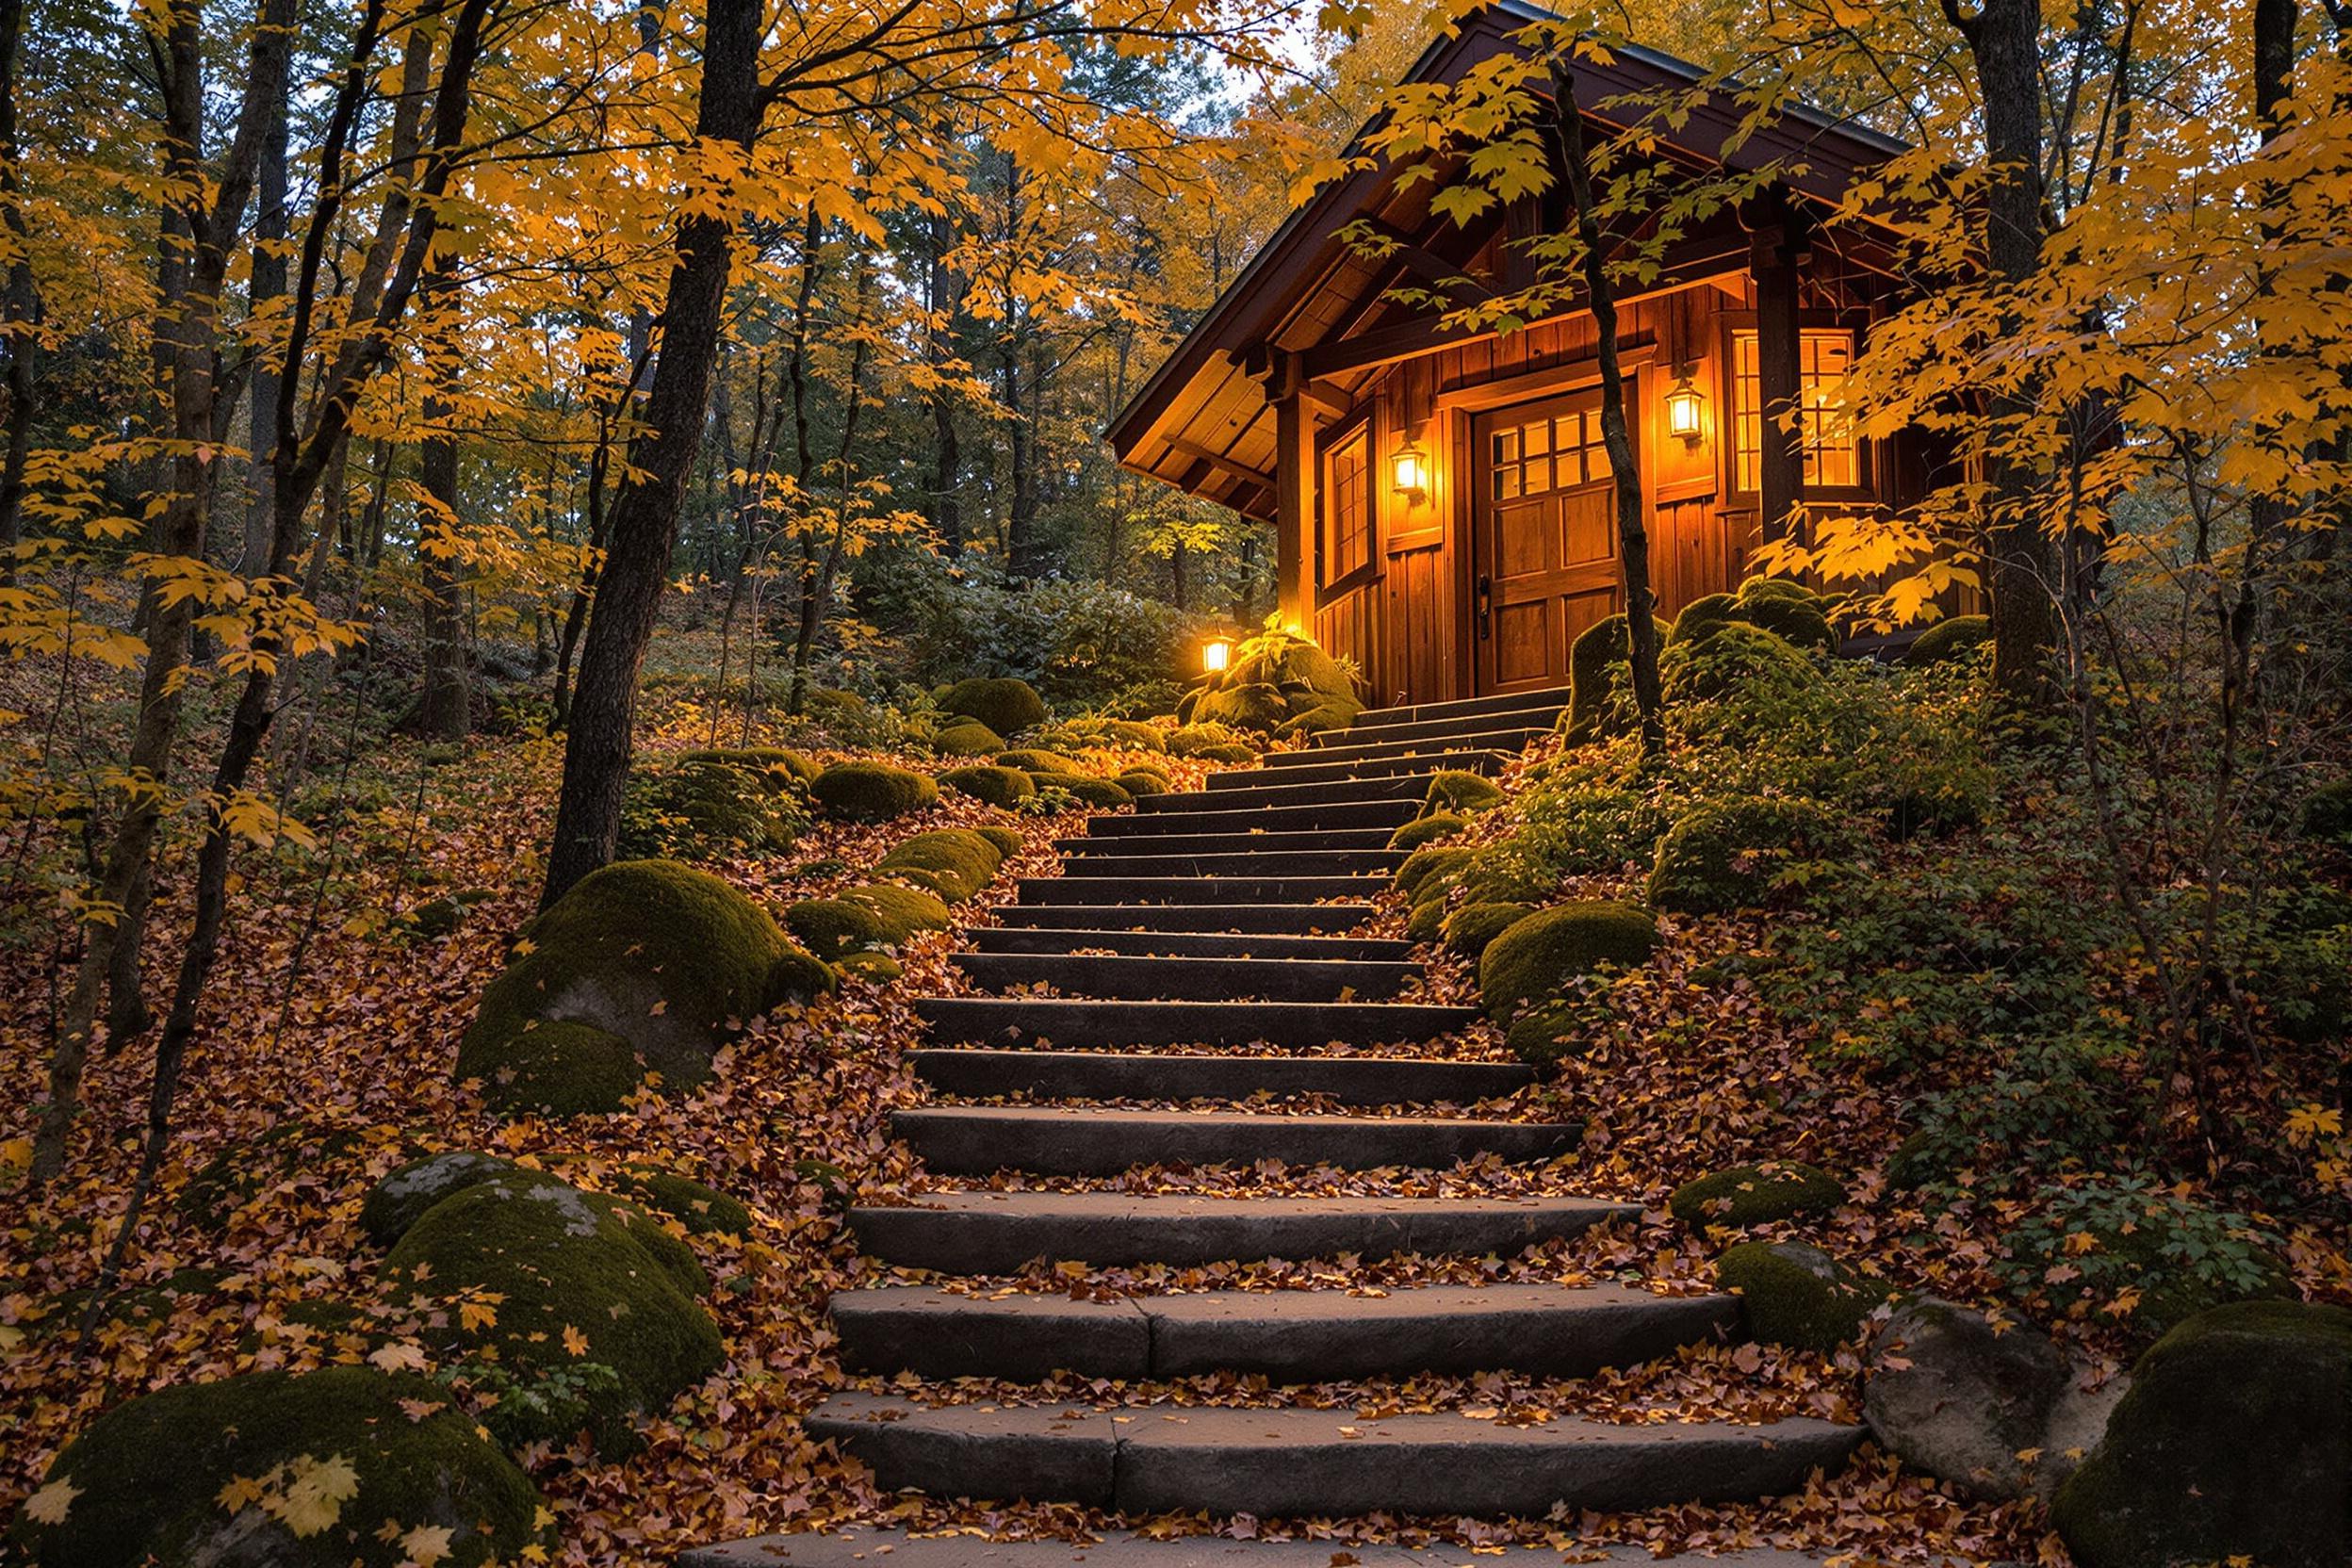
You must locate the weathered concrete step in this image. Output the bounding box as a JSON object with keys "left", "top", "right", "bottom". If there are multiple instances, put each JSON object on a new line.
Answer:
{"left": 682, "top": 1531, "right": 1843, "bottom": 1567}
{"left": 850, "top": 1191, "right": 1637, "bottom": 1271}
{"left": 1017, "top": 875, "right": 1383, "bottom": 907}
{"left": 890, "top": 1106, "right": 1574, "bottom": 1176}
{"left": 831, "top": 1282, "right": 1737, "bottom": 1381}
{"left": 1137, "top": 773, "right": 1439, "bottom": 813}
{"left": 1037, "top": 848, "right": 1404, "bottom": 880}
{"left": 807, "top": 1393, "right": 1862, "bottom": 1516}
{"left": 1058, "top": 826, "right": 1396, "bottom": 857}
{"left": 949, "top": 952, "right": 1419, "bottom": 1002}
{"left": 1270, "top": 727, "right": 1544, "bottom": 769}
{"left": 918, "top": 997, "right": 1480, "bottom": 1049}
{"left": 1351, "top": 683, "right": 1573, "bottom": 730}
{"left": 1097, "top": 797, "right": 1417, "bottom": 837}
{"left": 1204, "top": 750, "right": 1505, "bottom": 792}
{"left": 969, "top": 927, "right": 1416, "bottom": 962}
{"left": 910, "top": 1048, "right": 1533, "bottom": 1105}
{"left": 992, "top": 903, "right": 1378, "bottom": 936}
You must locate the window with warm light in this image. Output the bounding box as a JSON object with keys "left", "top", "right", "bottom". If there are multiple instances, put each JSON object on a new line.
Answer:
{"left": 1490, "top": 407, "right": 1610, "bottom": 501}
{"left": 1731, "top": 328, "right": 1861, "bottom": 492}
{"left": 1321, "top": 427, "right": 1371, "bottom": 586}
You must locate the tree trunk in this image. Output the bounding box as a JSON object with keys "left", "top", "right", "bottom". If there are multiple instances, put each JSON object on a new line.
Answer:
{"left": 0, "top": 0, "right": 39, "bottom": 577}
{"left": 417, "top": 400, "right": 470, "bottom": 738}
{"left": 242, "top": 76, "right": 289, "bottom": 573}
{"left": 542, "top": 0, "right": 761, "bottom": 906}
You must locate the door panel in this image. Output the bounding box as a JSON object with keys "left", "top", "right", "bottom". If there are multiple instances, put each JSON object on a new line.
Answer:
{"left": 1471, "top": 390, "right": 1625, "bottom": 694}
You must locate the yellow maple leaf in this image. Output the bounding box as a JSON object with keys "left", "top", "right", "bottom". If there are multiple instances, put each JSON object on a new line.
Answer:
{"left": 400, "top": 1523, "right": 457, "bottom": 1566}
{"left": 563, "top": 1324, "right": 590, "bottom": 1357}
{"left": 23, "top": 1478, "right": 79, "bottom": 1526}
{"left": 272, "top": 1454, "right": 360, "bottom": 1538}
{"left": 459, "top": 1299, "right": 498, "bottom": 1333}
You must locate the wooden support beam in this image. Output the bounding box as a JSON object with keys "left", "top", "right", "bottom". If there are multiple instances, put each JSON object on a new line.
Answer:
{"left": 1164, "top": 435, "right": 1274, "bottom": 493}
{"left": 1274, "top": 387, "right": 1314, "bottom": 627}
{"left": 1355, "top": 218, "right": 1494, "bottom": 304}
{"left": 1748, "top": 191, "right": 1811, "bottom": 542}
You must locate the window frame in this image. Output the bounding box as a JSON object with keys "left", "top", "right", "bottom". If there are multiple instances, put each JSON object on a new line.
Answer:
{"left": 1718, "top": 314, "right": 1873, "bottom": 502}
{"left": 1315, "top": 412, "right": 1379, "bottom": 606}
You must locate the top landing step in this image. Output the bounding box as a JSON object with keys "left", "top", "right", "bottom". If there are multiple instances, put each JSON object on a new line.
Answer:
{"left": 1350, "top": 684, "right": 1573, "bottom": 731}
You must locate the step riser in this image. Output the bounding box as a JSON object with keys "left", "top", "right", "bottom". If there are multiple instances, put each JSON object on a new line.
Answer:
{"left": 1057, "top": 829, "right": 1396, "bottom": 857}
{"left": 831, "top": 1284, "right": 1738, "bottom": 1382}
{"left": 1016, "top": 876, "right": 1383, "bottom": 906}
{"left": 1275, "top": 728, "right": 1544, "bottom": 767}
{"left": 1095, "top": 800, "right": 1418, "bottom": 837}
{"left": 949, "top": 954, "right": 1417, "bottom": 1003}
{"left": 891, "top": 1109, "right": 1574, "bottom": 1175}
{"left": 911, "top": 1049, "right": 1532, "bottom": 1106}
{"left": 968, "top": 928, "right": 1416, "bottom": 961}
{"left": 1204, "top": 751, "right": 1501, "bottom": 792}
{"left": 1352, "top": 685, "right": 1573, "bottom": 729}
{"left": 1138, "top": 775, "right": 1438, "bottom": 812}
{"left": 991, "top": 905, "right": 1377, "bottom": 935}
{"left": 918, "top": 998, "right": 1479, "bottom": 1050}
{"left": 849, "top": 1199, "right": 1632, "bottom": 1273}
{"left": 1038, "top": 851, "right": 1403, "bottom": 880}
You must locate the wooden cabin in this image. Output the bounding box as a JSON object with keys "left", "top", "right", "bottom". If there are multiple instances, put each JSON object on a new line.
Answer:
{"left": 1107, "top": 4, "right": 1936, "bottom": 707}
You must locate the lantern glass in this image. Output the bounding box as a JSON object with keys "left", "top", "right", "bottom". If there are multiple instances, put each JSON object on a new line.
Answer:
{"left": 1664, "top": 378, "right": 1705, "bottom": 443}
{"left": 1390, "top": 440, "right": 1429, "bottom": 497}
{"left": 1201, "top": 638, "right": 1233, "bottom": 674}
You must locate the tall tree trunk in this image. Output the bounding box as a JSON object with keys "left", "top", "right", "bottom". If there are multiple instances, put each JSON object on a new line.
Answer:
{"left": 416, "top": 249, "right": 469, "bottom": 739}
{"left": 925, "top": 211, "right": 964, "bottom": 552}
{"left": 0, "top": 0, "right": 39, "bottom": 575}
{"left": 242, "top": 77, "right": 288, "bottom": 572}
{"left": 542, "top": 0, "right": 761, "bottom": 906}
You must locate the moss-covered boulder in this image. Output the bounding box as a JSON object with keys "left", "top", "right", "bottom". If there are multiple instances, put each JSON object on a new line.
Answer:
{"left": 997, "top": 747, "right": 1080, "bottom": 774}
{"left": 1426, "top": 770, "right": 1505, "bottom": 814}
{"left": 2299, "top": 777, "right": 2352, "bottom": 846}
{"left": 455, "top": 860, "right": 821, "bottom": 1110}
{"left": 787, "top": 897, "right": 890, "bottom": 958}
{"left": 1906, "top": 613, "right": 1990, "bottom": 667}
{"left": 939, "top": 763, "right": 1035, "bottom": 808}
{"left": 1505, "top": 1003, "right": 1580, "bottom": 1070}
{"left": 1396, "top": 843, "right": 1476, "bottom": 901}
{"left": 361, "top": 1152, "right": 522, "bottom": 1246}
{"left": 809, "top": 760, "right": 939, "bottom": 822}
{"left": 2052, "top": 1301, "right": 2352, "bottom": 1568}
{"left": 1669, "top": 1161, "right": 1844, "bottom": 1227}
{"left": 1716, "top": 1239, "right": 1877, "bottom": 1353}
{"left": 678, "top": 744, "right": 822, "bottom": 785}
{"left": 974, "top": 825, "right": 1025, "bottom": 858}
{"left": 1390, "top": 812, "right": 1464, "bottom": 852}
{"left": 474, "top": 1021, "right": 651, "bottom": 1117}
{"left": 1736, "top": 576, "right": 1821, "bottom": 606}
{"left": 1734, "top": 593, "right": 1838, "bottom": 654}
{"left": 1168, "top": 722, "right": 1253, "bottom": 759}
{"left": 932, "top": 719, "right": 1006, "bottom": 758}
{"left": 1647, "top": 796, "right": 1850, "bottom": 914}
{"left": 1030, "top": 774, "right": 1134, "bottom": 809}
{"left": 618, "top": 755, "right": 807, "bottom": 861}
{"left": 1116, "top": 770, "right": 1169, "bottom": 797}
{"left": 13, "top": 1366, "right": 549, "bottom": 1567}
{"left": 1276, "top": 702, "right": 1356, "bottom": 739}
{"left": 381, "top": 1171, "right": 721, "bottom": 1448}
{"left": 834, "top": 950, "right": 903, "bottom": 983}
{"left": 613, "top": 1168, "right": 752, "bottom": 1236}
{"left": 1443, "top": 901, "right": 1534, "bottom": 962}
{"left": 1562, "top": 613, "right": 1632, "bottom": 743}
{"left": 1405, "top": 894, "right": 1451, "bottom": 943}
{"left": 878, "top": 828, "right": 1004, "bottom": 903}
{"left": 939, "top": 677, "right": 1046, "bottom": 737}
{"left": 838, "top": 882, "right": 952, "bottom": 942}
{"left": 1478, "top": 901, "right": 1658, "bottom": 1021}
{"left": 1669, "top": 592, "right": 1740, "bottom": 647}
{"left": 1179, "top": 626, "right": 1360, "bottom": 736}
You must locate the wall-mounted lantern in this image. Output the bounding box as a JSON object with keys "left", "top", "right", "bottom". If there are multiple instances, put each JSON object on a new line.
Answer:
{"left": 1201, "top": 635, "right": 1233, "bottom": 675}
{"left": 1664, "top": 371, "right": 1706, "bottom": 446}
{"left": 1390, "top": 434, "right": 1429, "bottom": 500}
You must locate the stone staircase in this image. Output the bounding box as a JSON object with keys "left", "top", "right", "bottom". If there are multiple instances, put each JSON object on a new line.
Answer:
{"left": 687, "top": 686, "right": 1866, "bottom": 1566}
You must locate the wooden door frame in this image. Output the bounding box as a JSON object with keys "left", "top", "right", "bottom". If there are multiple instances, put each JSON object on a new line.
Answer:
{"left": 1465, "top": 384, "right": 1628, "bottom": 695}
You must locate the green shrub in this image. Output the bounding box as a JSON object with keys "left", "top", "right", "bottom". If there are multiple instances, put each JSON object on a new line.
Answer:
{"left": 617, "top": 756, "right": 807, "bottom": 861}
{"left": 1478, "top": 901, "right": 1658, "bottom": 1020}
{"left": 939, "top": 677, "right": 1047, "bottom": 736}
{"left": 939, "top": 763, "right": 1035, "bottom": 808}
{"left": 1277, "top": 702, "right": 1356, "bottom": 738}
{"left": 898, "top": 575, "right": 1195, "bottom": 710}
{"left": 1390, "top": 812, "right": 1464, "bottom": 851}
{"left": 1647, "top": 796, "right": 1851, "bottom": 914}
{"left": 1452, "top": 784, "right": 1669, "bottom": 902}
{"left": 932, "top": 720, "right": 1005, "bottom": 757}
{"left": 1906, "top": 613, "right": 1990, "bottom": 666}
{"left": 14, "top": 1366, "right": 550, "bottom": 1567}
{"left": 997, "top": 747, "right": 1080, "bottom": 774}
{"left": 1668, "top": 1161, "right": 1845, "bottom": 1227}
{"left": 786, "top": 897, "right": 890, "bottom": 958}
{"left": 1715, "top": 1240, "right": 1877, "bottom": 1353}
{"left": 1396, "top": 843, "right": 1476, "bottom": 900}
{"left": 1168, "top": 722, "right": 1255, "bottom": 759}
{"left": 878, "top": 828, "right": 1004, "bottom": 902}
{"left": 1563, "top": 613, "right": 1631, "bottom": 743}
{"left": 1443, "top": 900, "right": 1532, "bottom": 961}
{"left": 808, "top": 760, "right": 939, "bottom": 822}
{"left": 1659, "top": 622, "right": 1817, "bottom": 707}
{"left": 838, "top": 882, "right": 952, "bottom": 942}
{"left": 1993, "top": 1177, "right": 2292, "bottom": 1347}
{"left": 1426, "top": 770, "right": 1505, "bottom": 814}
{"left": 2299, "top": 777, "right": 2352, "bottom": 845}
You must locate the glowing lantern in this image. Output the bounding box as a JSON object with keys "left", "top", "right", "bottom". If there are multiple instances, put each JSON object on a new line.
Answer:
{"left": 1390, "top": 436, "right": 1429, "bottom": 499}
{"left": 1201, "top": 637, "right": 1233, "bottom": 675}
{"left": 1664, "top": 373, "right": 1706, "bottom": 445}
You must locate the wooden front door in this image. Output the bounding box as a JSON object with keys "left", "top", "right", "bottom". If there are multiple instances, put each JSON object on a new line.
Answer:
{"left": 1470, "top": 389, "right": 1625, "bottom": 693}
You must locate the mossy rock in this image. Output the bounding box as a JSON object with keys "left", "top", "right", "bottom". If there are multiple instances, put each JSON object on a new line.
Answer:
{"left": 939, "top": 677, "right": 1047, "bottom": 737}
{"left": 1906, "top": 613, "right": 1991, "bottom": 667}
{"left": 1396, "top": 843, "right": 1476, "bottom": 900}
{"left": 678, "top": 744, "right": 822, "bottom": 785}
{"left": 13, "top": 1365, "right": 548, "bottom": 1567}
{"left": 939, "top": 764, "right": 1035, "bottom": 808}
{"left": 787, "top": 897, "right": 890, "bottom": 959}
{"left": 1167, "top": 723, "right": 1252, "bottom": 759}
{"left": 1736, "top": 575, "right": 1821, "bottom": 606}
{"left": 1563, "top": 613, "right": 1631, "bottom": 743}
{"left": 997, "top": 748, "right": 1081, "bottom": 774}
{"left": 1191, "top": 742, "right": 1256, "bottom": 765}
{"left": 879, "top": 828, "right": 1004, "bottom": 903}
{"left": 838, "top": 882, "right": 952, "bottom": 942}
{"left": 2050, "top": 1300, "right": 2352, "bottom": 1568}
{"left": 1115, "top": 770, "right": 1169, "bottom": 797}
{"left": 788, "top": 856, "right": 854, "bottom": 881}
{"left": 1734, "top": 594, "right": 1838, "bottom": 654}
{"left": 1390, "top": 812, "right": 1465, "bottom": 852}
{"left": 1276, "top": 702, "right": 1357, "bottom": 739}
{"left": 1669, "top": 592, "right": 1740, "bottom": 647}
{"left": 1443, "top": 900, "right": 1533, "bottom": 962}
{"left": 381, "top": 1172, "right": 720, "bottom": 1447}
{"left": 618, "top": 755, "right": 805, "bottom": 861}
{"left": 767, "top": 945, "right": 836, "bottom": 1006}
{"left": 834, "top": 950, "right": 904, "bottom": 983}
{"left": 1478, "top": 901, "right": 1658, "bottom": 1021}
{"left": 1030, "top": 774, "right": 1133, "bottom": 809}
{"left": 808, "top": 760, "right": 939, "bottom": 823}
{"left": 1426, "top": 770, "right": 1505, "bottom": 814}
{"left": 1647, "top": 796, "right": 1851, "bottom": 914}
{"left": 361, "top": 1152, "right": 523, "bottom": 1247}
{"left": 1716, "top": 1239, "right": 1876, "bottom": 1353}
{"left": 613, "top": 1168, "right": 752, "bottom": 1236}
{"left": 932, "top": 720, "right": 1006, "bottom": 758}
{"left": 475, "top": 1021, "right": 649, "bottom": 1117}
{"left": 1193, "top": 680, "right": 1289, "bottom": 733}
{"left": 973, "top": 825, "right": 1025, "bottom": 858}
{"left": 2298, "top": 777, "right": 2352, "bottom": 846}
{"left": 1505, "top": 1003, "right": 1581, "bottom": 1070}
{"left": 1405, "top": 894, "right": 1451, "bottom": 944}
{"left": 1659, "top": 621, "right": 1818, "bottom": 706}
{"left": 1103, "top": 720, "right": 1166, "bottom": 751}
{"left": 1669, "top": 1161, "right": 1845, "bottom": 1227}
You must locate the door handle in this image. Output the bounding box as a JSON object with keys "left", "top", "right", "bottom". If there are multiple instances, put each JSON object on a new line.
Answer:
{"left": 1476, "top": 575, "right": 1493, "bottom": 639}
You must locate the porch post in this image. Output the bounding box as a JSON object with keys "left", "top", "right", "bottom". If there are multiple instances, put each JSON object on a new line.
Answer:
{"left": 1267, "top": 351, "right": 1315, "bottom": 629}
{"left": 1749, "top": 193, "right": 1809, "bottom": 543}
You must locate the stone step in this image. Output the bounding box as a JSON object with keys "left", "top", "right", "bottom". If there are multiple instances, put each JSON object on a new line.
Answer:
{"left": 849, "top": 1191, "right": 1638, "bottom": 1272}
{"left": 1351, "top": 683, "right": 1574, "bottom": 731}
{"left": 890, "top": 1106, "right": 1575, "bottom": 1176}
{"left": 1016, "top": 874, "right": 1384, "bottom": 907}
{"left": 949, "top": 952, "right": 1419, "bottom": 1002}
{"left": 1204, "top": 749, "right": 1506, "bottom": 792}
{"left": 911, "top": 1048, "right": 1533, "bottom": 1106}
{"left": 1037, "top": 848, "right": 1405, "bottom": 880}
{"left": 831, "top": 1282, "right": 1737, "bottom": 1381}
{"left": 968, "top": 927, "right": 1416, "bottom": 962}
{"left": 806, "top": 1393, "right": 1862, "bottom": 1517}
{"left": 992, "top": 903, "right": 1378, "bottom": 935}
{"left": 1269, "top": 727, "right": 1545, "bottom": 769}
{"left": 1096, "top": 798, "right": 1418, "bottom": 837}
{"left": 1057, "top": 826, "right": 1397, "bottom": 857}
{"left": 1136, "top": 772, "right": 1438, "bottom": 814}
{"left": 682, "top": 1531, "right": 1841, "bottom": 1568}
{"left": 918, "top": 997, "right": 1480, "bottom": 1050}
